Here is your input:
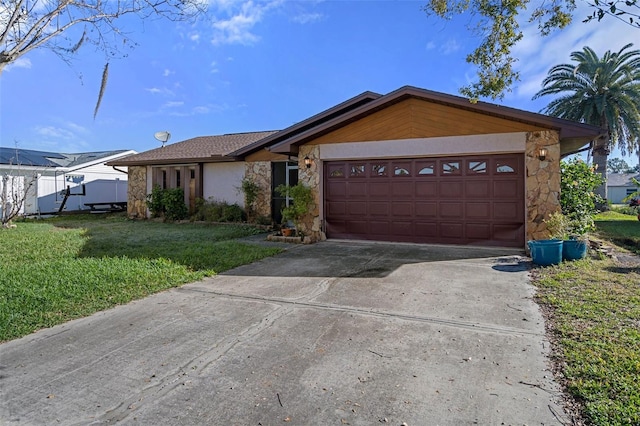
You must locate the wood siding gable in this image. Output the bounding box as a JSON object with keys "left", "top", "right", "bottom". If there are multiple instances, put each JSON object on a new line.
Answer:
{"left": 310, "top": 98, "right": 547, "bottom": 145}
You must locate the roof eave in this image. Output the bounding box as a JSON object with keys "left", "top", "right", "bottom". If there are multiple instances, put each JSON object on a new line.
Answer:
{"left": 107, "top": 155, "right": 238, "bottom": 167}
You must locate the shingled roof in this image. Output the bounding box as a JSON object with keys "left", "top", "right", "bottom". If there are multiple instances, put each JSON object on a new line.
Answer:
{"left": 108, "top": 131, "right": 278, "bottom": 166}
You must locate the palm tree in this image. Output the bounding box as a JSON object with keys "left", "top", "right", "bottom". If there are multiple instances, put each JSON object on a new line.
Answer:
{"left": 533, "top": 43, "right": 640, "bottom": 201}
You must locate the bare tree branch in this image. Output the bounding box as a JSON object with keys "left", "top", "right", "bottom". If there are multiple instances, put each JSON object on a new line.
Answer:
{"left": 0, "top": 0, "right": 206, "bottom": 73}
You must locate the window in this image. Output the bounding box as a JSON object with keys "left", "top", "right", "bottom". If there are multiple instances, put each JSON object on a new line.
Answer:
{"left": 190, "top": 169, "right": 196, "bottom": 179}
{"left": 162, "top": 170, "right": 167, "bottom": 189}
{"left": 627, "top": 188, "right": 637, "bottom": 196}
{"left": 372, "top": 164, "right": 388, "bottom": 177}
{"left": 442, "top": 161, "right": 461, "bottom": 175}
{"left": 330, "top": 168, "right": 344, "bottom": 178}
{"left": 468, "top": 161, "right": 487, "bottom": 174}
{"left": 393, "top": 162, "right": 411, "bottom": 176}
{"left": 418, "top": 165, "right": 435, "bottom": 175}
{"left": 350, "top": 165, "right": 366, "bottom": 177}
{"left": 496, "top": 162, "right": 516, "bottom": 173}
{"left": 176, "top": 169, "right": 181, "bottom": 187}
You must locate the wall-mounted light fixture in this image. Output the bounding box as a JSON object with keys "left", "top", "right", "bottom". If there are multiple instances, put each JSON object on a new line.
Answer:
{"left": 538, "top": 147, "right": 548, "bottom": 161}
{"left": 304, "top": 156, "right": 311, "bottom": 169}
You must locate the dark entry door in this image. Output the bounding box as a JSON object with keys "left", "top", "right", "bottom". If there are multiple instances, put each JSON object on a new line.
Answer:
{"left": 324, "top": 154, "right": 525, "bottom": 247}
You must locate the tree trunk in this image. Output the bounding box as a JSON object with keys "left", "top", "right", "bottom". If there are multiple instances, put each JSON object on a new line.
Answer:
{"left": 592, "top": 139, "right": 609, "bottom": 209}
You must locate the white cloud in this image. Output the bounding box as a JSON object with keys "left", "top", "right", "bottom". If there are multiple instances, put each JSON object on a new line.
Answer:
{"left": 163, "top": 69, "right": 175, "bottom": 77}
{"left": 440, "top": 39, "right": 460, "bottom": 55}
{"left": 425, "top": 41, "right": 436, "bottom": 50}
{"left": 292, "top": 12, "right": 323, "bottom": 24}
{"left": 209, "top": 0, "right": 282, "bottom": 46}
{"left": 211, "top": 61, "right": 219, "bottom": 73}
{"left": 145, "top": 87, "right": 175, "bottom": 96}
{"left": 36, "top": 126, "right": 76, "bottom": 140}
{"left": 4, "top": 57, "right": 32, "bottom": 71}
{"left": 32, "top": 123, "right": 91, "bottom": 152}
{"left": 192, "top": 106, "right": 210, "bottom": 114}
{"left": 189, "top": 32, "right": 201, "bottom": 43}
{"left": 163, "top": 101, "right": 185, "bottom": 108}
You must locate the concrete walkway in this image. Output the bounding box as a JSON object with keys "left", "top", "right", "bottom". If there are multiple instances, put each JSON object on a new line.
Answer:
{"left": 0, "top": 241, "right": 567, "bottom": 425}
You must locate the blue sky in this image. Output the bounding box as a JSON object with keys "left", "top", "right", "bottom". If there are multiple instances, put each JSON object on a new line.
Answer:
{"left": 1, "top": 0, "right": 638, "bottom": 165}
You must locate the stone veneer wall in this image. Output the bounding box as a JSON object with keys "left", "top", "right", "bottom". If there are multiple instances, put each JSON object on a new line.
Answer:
{"left": 297, "top": 145, "right": 324, "bottom": 242}
{"left": 525, "top": 130, "right": 562, "bottom": 241}
{"left": 244, "top": 161, "right": 272, "bottom": 220}
{"left": 127, "top": 166, "right": 148, "bottom": 219}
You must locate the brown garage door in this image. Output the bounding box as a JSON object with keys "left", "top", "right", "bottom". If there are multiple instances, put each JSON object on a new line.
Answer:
{"left": 324, "top": 154, "right": 525, "bottom": 247}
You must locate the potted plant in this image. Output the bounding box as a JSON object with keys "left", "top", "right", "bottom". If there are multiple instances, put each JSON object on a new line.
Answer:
{"left": 543, "top": 211, "right": 589, "bottom": 261}
{"left": 529, "top": 212, "right": 566, "bottom": 266}
{"left": 275, "top": 183, "right": 314, "bottom": 238}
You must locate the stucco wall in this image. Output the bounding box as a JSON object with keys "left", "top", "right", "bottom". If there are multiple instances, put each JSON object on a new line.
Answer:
{"left": 202, "top": 162, "right": 245, "bottom": 206}
{"left": 127, "top": 166, "right": 147, "bottom": 218}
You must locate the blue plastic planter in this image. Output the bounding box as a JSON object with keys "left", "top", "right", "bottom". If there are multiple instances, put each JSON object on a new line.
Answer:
{"left": 528, "top": 240, "right": 563, "bottom": 266}
{"left": 562, "top": 239, "right": 587, "bottom": 261}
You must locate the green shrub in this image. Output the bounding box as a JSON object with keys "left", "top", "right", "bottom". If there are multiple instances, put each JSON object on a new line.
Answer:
{"left": 239, "top": 177, "right": 260, "bottom": 218}
{"left": 560, "top": 159, "right": 605, "bottom": 237}
{"left": 146, "top": 185, "right": 165, "bottom": 218}
{"left": 163, "top": 188, "right": 188, "bottom": 221}
{"left": 275, "top": 183, "right": 314, "bottom": 232}
{"left": 191, "top": 198, "right": 246, "bottom": 223}
{"left": 145, "top": 186, "right": 188, "bottom": 221}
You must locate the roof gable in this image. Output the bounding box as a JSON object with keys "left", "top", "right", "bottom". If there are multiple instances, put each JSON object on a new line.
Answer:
{"left": 269, "top": 86, "right": 606, "bottom": 155}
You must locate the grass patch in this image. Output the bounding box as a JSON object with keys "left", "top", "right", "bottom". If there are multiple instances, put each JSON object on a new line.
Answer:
{"left": 0, "top": 214, "right": 282, "bottom": 342}
{"left": 594, "top": 211, "right": 640, "bottom": 255}
{"left": 534, "top": 215, "right": 640, "bottom": 425}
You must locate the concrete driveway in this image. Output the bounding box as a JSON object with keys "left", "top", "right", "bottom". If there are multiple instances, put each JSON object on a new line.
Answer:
{"left": 1, "top": 241, "right": 567, "bottom": 425}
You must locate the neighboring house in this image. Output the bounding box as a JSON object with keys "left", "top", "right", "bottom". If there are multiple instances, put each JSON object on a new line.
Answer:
{"left": 110, "top": 85, "right": 604, "bottom": 249}
{"left": 0, "top": 148, "right": 136, "bottom": 215}
{"left": 607, "top": 173, "right": 640, "bottom": 204}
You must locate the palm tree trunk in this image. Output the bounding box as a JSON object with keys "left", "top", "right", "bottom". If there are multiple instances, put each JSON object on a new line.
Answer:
{"left": 592, "top": 139, "right": 609, "bottom": 209}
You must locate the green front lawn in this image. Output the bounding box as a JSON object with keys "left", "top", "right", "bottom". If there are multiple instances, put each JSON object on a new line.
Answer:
{"left": 534, "top": 214, "right": 640, "bottom": 425}
{"left": 0, "top": 214, "right": 282, "bottom": 342}
{"left": 594, "top": 211, "right": 640, "bottom": 255}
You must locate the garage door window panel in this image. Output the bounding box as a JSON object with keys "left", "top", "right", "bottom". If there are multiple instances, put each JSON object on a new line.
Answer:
{"left": 371, "top": 163, "right": 389, "bottom": 177}
{"left": 441, "top": 161, "right": 461, "bottom": 175}
{"left": 467, "top": 160, "right": 488, "bottom": 174}
{"left": 393, "top": 162, "right": 412, "bottom": 176}
{"left": 416, "top": 161, "right": 436, "bottom": 175}
{"left": 350, "top": 164, "right": 366, "bottom": 177}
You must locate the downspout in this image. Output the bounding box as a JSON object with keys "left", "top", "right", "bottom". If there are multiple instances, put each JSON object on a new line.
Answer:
{"left": 111, "top": 166, "right": 128, "bottom": 174}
